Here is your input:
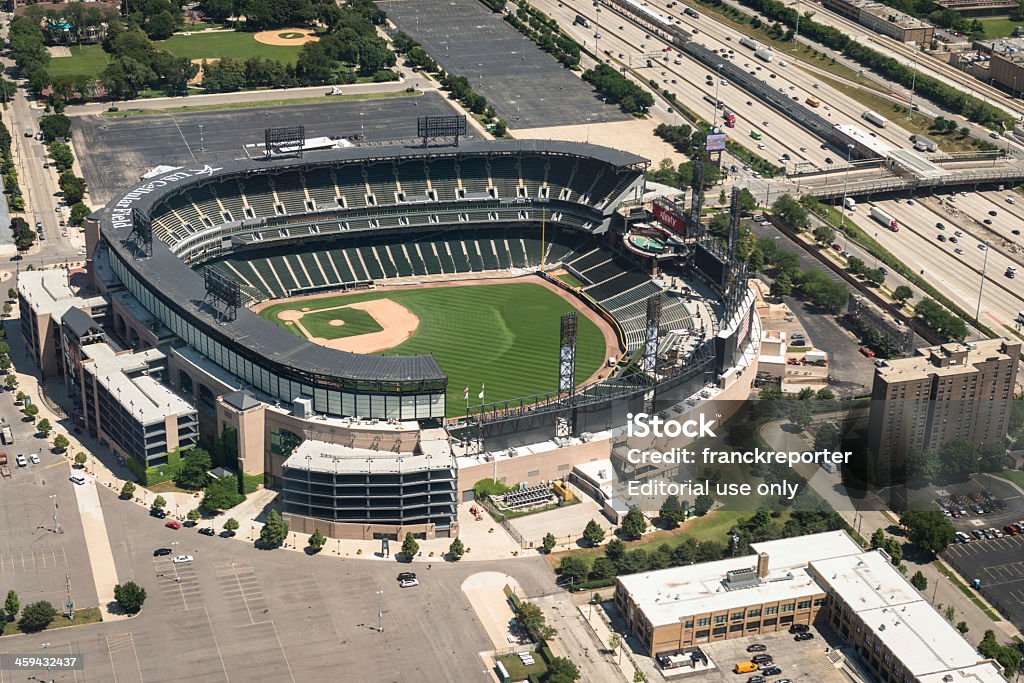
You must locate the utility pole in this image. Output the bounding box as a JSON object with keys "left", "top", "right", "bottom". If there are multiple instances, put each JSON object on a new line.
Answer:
{"left": 377, "top": 590, "right": 384, "bottom": 632}
{"left": 50, "top": 494, "right": 61, "bottom": 534}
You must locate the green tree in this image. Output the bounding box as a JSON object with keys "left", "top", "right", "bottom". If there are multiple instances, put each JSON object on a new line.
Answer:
{"left": 493, "top": 119, "right": 507, "bottom": 137}
{"left": 892, "top": 285, "right": 914, "bottom": 304}
{"left": 542, "top": 532, "right": 556, "bottom": 553}
{"left": 559, "top": 555, "right": 589, "bottom": 586}
{"left": 957, "top": 620, "right": 969, "bottom": 633}
{"left": 4, "top": 590, "right": 19, "bottom": 622}
{"left": 69, "top": 202, "right": 91, "bottom": 226}
{"left": 201, "top": 475, "right": 244, "bottom": 512}
{"left": 223, "top": 517, "right": 240, "bottom": 535}
{"left": 605, "top": 538, "right": 627, "bottom": 561}
{"left": 36, "top": 418, "right": 52, "bottom": 436}
{"left": 582, "top": 519, "right": 606, "bottom": 547}
{"left": 515, "top": 600, "right": 555, "bottom": 641}
{"left": 910, "top": 570, "right": 928, "bottom": 590}
{"left": 813, "top": 224, "right": 835, "bottom": 246}
{"left": 900, "top": 509, "right": 955, "bottom": 556}
{"left": 938, "top": 437, "right": 978, "bottom": 482}
{"left": 771, "top": 194, "right": 808, "bottom": 230}
{"left": 16, "top": 391, "right": 26, "bottom": 404}
{"left": 634, "top": 669, "right": 647, "bottom": 682}
{"left": 871, "top": 528, "right": 885, "bottom": 549}
{"left": 18, "top": 600, "right": 56, "bottom": 632}
{"left": 944, "top": 605, "right": 955, "bottom": 621}
{"left": 659, "top": 494, "right": 687, "bottom": 529}
{"left": 400, "top": 532, "right": 419, "bottom": 560}
{"left": 152, "top": 494, "right": 167, "bottom": 510}
{"left": 258, "top": 509, "right": 289, "bottom": 548}
{"left": 120, "top": 481, "right": 136, "bottom": 500}
{"left": 113, "top": 581, "right": 147, "bottom": 614}
{"left": 60, "top": 439, "right": 76, "bottom": 456}
{"left": 47, "top": 141, "right": 74, "bottom": 172}
{"left": 38, "top": 113, "right": 71, "bottom": 141}
{"left": 546, "top": 656, "right": 580, "bottom": 683}
{"left": 621, "top": 507, "right": 647, "bottom": 540}
{"left": 186, "top": 508, "right": 201, "bottom": 524}
{"left": 58, "top": 172, "right": 87, "bottom": 204}
{"left": 770, "top": 272, "right": 793, "bottom": 297}
{"left": 589, "top": 557, "right": 617, "bottom": 580}
{"left": 448, "top": 537, "right": 465, "bottom": 560}
{"left": 738, "top": 188, "right": 758, "bottom": 213}
{"left": 693, "top": 495, "right": 714, "bottom": 516}
{"left": 4, "top": 374, "right": 18, "bottom": 390}
{"left": 308, "top": 529, "right": 326, "bottom": 553}
{"left": 176, "top": 447, "right": 212, "bottom": 490}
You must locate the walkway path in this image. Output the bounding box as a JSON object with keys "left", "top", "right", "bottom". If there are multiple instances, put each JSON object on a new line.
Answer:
{"left": 71, "top": 471, "right": 130, "bottom": 620}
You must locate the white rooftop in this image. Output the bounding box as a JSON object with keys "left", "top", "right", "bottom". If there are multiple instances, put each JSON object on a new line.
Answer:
{"left": 618, "top": 531, "right": 862, "bottom": 627}
{"left": 83, "top": 343, "right": 195, "bottom": 425}
{"left": 285, "top": 439, "right": 456, "bottom": 475}
{"left": 17, "top": 269, "right": 105, "bottom": 322}
{"left": 859, "top": 600, "right": 998, "bottom": 677}
{"left": 917, "top": 663, "right": 1007, "bottom": 683}
{"left": 834, "top": 123, "right": 893, "bottom": 159}
{"left": 809, "top": 550, "right": 922, "bottom": 611}
{"left": 888, "top": 148, "right": 948, "bottom": 179}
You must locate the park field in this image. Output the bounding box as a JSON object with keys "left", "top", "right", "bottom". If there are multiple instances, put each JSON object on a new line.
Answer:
{"left": 258, "top": 283, "right": 607, "bottom": 416}
{"left": 48, "top": 31, "right": 305, "bottom": 79}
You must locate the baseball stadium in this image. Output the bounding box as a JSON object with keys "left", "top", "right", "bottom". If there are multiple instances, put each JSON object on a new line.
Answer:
{"left": 19, "top": 130, "right": 759, "bottom": 539}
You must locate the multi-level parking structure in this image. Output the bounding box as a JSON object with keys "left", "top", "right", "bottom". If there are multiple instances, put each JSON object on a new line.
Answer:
{"left": 90, "top": 140, "right": 651, "bottom": 422}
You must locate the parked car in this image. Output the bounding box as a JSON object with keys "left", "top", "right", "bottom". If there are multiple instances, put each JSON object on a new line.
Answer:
{"left": 198, "top": 527, "right": 215, "bottom": 536}
{"left": 69, "top": 475, "right": 86, "bottom": 485}
{"left": 398, "top": 572, "right": 417, "bottom": 582}
{"left": 172, "top": 554, "right": 193, "bottom": 563}
{"left": 165, "top": 520, "right": 181, "bottom": 530}
{"left": 150, "top": 507, "right": 167, "bottom": 519}
{"left": 752, "top": 654, "right": 773, "bottom": 665}
{"left": 399, "top": 578, "right": 419, "bottom": 588}
{"left": 153, "top": 548, "right": 173, "bottom": 556}
{"left": 15, "top": 454, "right": 27, "bottom": 467}
{"left": 746, "top": 644, "right": 767, "bottom": 653}
{"left": 789, "top": 624, "right": 809, "bottom": 634}
{"left": 795, "top": 632, "right": 815, "bottom": 641}
{"left": 29, "top": 453, "right": 40, "bottom": 464}
{"left": 859, "top": 347, "right": 875, "bottom": 358}
{"left": 761, "top": 667, "right": 783, "bottom": 676}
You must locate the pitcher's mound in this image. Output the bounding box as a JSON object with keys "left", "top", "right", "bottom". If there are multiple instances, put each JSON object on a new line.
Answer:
{"left": 254, "top": 28, "right": 319, "bottom": 46}
{"left": 329, "top": 319, "right": 345, "bottom": 327}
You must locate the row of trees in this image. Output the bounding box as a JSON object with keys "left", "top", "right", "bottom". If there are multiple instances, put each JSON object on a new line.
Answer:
{"left": 198, "top": 0, "right": 384, "bottom": 31}
{"left": 1, "top": 589, "right": 59, "bottom": 634}
{"left": 0, "top": 121, "right": 25, "bottom": 214}
{"left": 437, "top": 73, "right": 506, "bottom": 136}
{"left": 9, "top": 16, "right": 51, "bottom": 94}
{"left": 647, "top": 157, "right": 721, "bottom": 191}
{"left": 913, "top": 297, "right": 968, "bottom": 342}
{"left": 558, "top": 505, "right": 846, "bottom": 587}
{"left": 391, "top": 32, "right": 440, "bottom": 74}
{"left": 904, "top": 438, "right": 1009, "bottom": 489}
{"left": 711, "top": 0, "right": 1011, "bottom": 128}
{"left": 504, "top": 0, "right": 582, "bottom": 68}
{"left": 581, "top": 63, "right": 654, "bottom": 115}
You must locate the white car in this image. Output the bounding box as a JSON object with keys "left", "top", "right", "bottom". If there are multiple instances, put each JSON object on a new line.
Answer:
{"left": 29, "top": 453, "right": 40, "bottom": 464}
{"left": 720, "top": 79, "right": 728, "bottom": 86}
{"left": 69, "top": 475, "right": 86, "bottom": 485}
{"left": 15, "top": 454, "right": 27, "bottom": 467}
{"left": 757, "top": 143, "right": 766, "bottom": 150}
{"left": 1006, "top": 196, "right": 1016, "bottom": 204}
{"left": 399, "top": 578, "right": 419, "bottom": 588}
{"left": 172, "top": 555, "right": 194, "bottom": 564}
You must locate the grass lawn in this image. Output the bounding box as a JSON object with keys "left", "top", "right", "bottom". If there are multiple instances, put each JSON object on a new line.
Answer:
{"left": 556, "top": 272, "right": 584, "bottom": 288}
{"left": 496, "top": 653, "right": 547, "bottom": 680}
{"left": 1, "top": 607, "right": 102, "bottom": 635}
{"left": 995, "top": 468, "right": 1024, "bottom": 490}
{"left": 48, "top": 31, "right": 305, "bottom": 79}
{"left": 979, "top": 17, "right": 1019, "bottom": 38}
{"left": 546, "top": 507, "right": 768, "bottom": 569}
{"left": 258, "top": 283, "right": 606, "bottom": 416}
{"left": 148, "top": 480, "right": 195, "bottom": 495}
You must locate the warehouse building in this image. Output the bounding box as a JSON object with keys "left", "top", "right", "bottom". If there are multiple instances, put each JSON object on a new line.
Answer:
{"left": 822, "top": 0, "right": 934, "bottom": 43}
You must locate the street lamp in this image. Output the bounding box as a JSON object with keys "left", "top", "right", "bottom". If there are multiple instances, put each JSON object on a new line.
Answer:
{"left": 198, "top": 124, "right": 204, "bottom": 152}
{"left": 711, "top": 64, "right": 724, "bottom": 122}
{"left": 359, "top": 112, "right": 364, "bottom": 139}
{"left": 975, "top": 240, "right": 992, "bottom": 321}
{"left": 839, "top": 143, "right": 855, "bottom": 229}
{"left": 908, "top": 48, "right": 919, "bottom": 120}
{"left": 377, "top": 590, "right": 384, "bottom": 632}
{"left": 793, "top": 0, "right": 801, "bottom": 52}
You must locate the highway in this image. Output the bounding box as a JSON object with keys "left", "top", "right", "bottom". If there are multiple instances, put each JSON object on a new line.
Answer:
{"left": 850, "top": 196, "right": 1024, "bottom": 337}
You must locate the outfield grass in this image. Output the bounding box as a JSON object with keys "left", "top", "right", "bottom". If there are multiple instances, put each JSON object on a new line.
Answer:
{"left": 258, "top": 283, "right": 606, "bottom": 416}
{"left": 48, "top": 31, "right": 305, "bottom": 79}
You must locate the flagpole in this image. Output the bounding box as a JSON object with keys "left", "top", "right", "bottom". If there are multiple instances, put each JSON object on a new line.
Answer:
{"left": 541, "top": 207, "right": 546, "bottom": 269}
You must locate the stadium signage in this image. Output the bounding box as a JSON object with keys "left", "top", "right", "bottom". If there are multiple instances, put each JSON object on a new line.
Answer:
{"left": 652, "top": 199, "right": 686, "bottom": 235}
{"left": 110, "top": 165, "right": 223, "bottom": 229}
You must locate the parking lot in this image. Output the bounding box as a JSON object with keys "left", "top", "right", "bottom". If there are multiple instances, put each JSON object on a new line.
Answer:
{"left": 943, "top": 530, "right": 1024, "bottom": 632}
{"left": 73, "top": 93, "right": 462, "bottom": 204}
{"left": 0, "top": 477, "right": 559, "bottom": 682}
{"left": 670, "top": 624, "right": 848, "bottom": 683}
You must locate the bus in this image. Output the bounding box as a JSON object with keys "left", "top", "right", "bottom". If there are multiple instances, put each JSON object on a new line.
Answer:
{"left": 750, "top": 130, "right": 762, "bottom": 140}
{"left": 804, "top": 97, "right": 821, "bottom": 108}
{"left": 1, "top": 426, "right": 12, "bottom": 445}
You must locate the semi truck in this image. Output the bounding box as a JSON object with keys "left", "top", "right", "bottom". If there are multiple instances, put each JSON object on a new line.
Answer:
{"left": 703, "top": 94, "right": 723, "bottom": 109}
{"left": 739, "top": 36, "right": 759, "bottom": 50}
{"left": 722, "top": 108, "right": 736, "bottom": 127}
{"left": 862, "top": 110, "right": 888, "bottom": 128}
{"left": 754, "top": 48, "right": 773, "bottom": 62}
{"left": 870, "top": 206, "right": 900, "bottom": 232}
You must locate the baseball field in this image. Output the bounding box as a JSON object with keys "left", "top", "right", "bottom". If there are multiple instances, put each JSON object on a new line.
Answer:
{"left": 257, "top": 282, "right": 608, "bottom": 416}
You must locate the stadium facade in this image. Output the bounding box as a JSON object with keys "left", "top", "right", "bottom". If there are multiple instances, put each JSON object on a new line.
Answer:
{"left": 20, "top": 139, "right": 760, "bottom": 540}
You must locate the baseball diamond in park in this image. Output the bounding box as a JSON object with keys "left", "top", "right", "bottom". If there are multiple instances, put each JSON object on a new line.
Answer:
{"left": 91, "top": 139, "right": 707, "bottom": 423}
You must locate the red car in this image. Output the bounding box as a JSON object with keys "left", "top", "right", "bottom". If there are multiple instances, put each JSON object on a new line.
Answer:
{"left": 165, "top": 520, "right": 181, "bottom": 530}
{"left": 859, "top": 346, "right": 875, "bottom": 358}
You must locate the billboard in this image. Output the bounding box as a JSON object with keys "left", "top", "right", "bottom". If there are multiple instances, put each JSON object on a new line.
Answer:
{"left": 705, "top": 133, "right": 727, "bottom": 152}
{"left": 652, "top": 199, "right": 686, "bottom": 236}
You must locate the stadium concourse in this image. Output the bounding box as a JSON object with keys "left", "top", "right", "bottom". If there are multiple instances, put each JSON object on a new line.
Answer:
{"left": 19, "top": 136, "right": 760, "bottom": 543}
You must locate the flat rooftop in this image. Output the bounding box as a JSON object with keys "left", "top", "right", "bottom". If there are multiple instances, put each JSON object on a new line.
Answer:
{"left": 917, "top": 663, "right": 1007, "bottom": 683}
{"left": 83, "top": 343, "right": 195, "bottom": 424}
{"left": 888, "top": 149, "right": 948, "bottom": 179}
{"left": 284, "top": 439, "right": 455, "bottom": 475}
{"left": 852, "top": 0, "right": 932, "bottom": 27}
{"left": 17, "top": 269, "right": 105, "bottom": 322}
{"left": 875, "top": 338, "right": 1018, "bottom": 382}
{"left": 809, "top": 550, "right": 921, "bottom": 612}
{"left": 859, "top": 600, "right": 1000, "bottom": 677}
{"left": 978, "top": 37, "right": 1024, "bottom": 57}
{"left": 834, "top": 123, "right": 893, "bottom": 159}
{"left": 617, "top": 531, "right": 863, "bottom": 627}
